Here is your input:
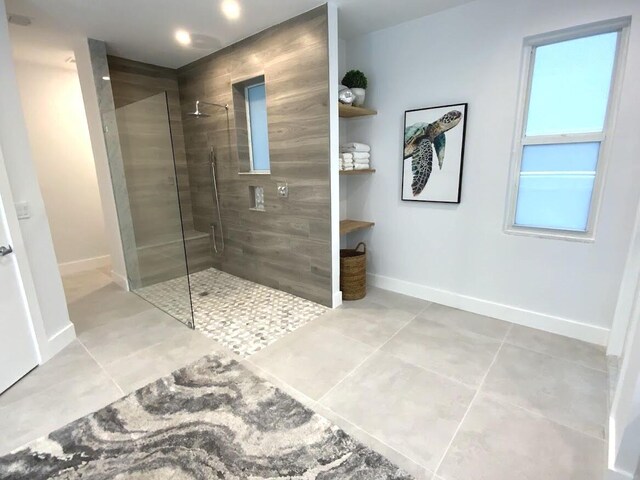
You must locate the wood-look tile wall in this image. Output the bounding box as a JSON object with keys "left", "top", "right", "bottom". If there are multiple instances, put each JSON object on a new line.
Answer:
{"left": 107, "top": 55, "right": 213, "bottom": 282}
{"left": 177, "top": 6, "right": 332, "bottom": 306}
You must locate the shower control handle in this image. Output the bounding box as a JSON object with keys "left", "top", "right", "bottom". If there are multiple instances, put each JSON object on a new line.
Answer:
{"left": 0, "top": 245, "right": 14, "bottom": 256}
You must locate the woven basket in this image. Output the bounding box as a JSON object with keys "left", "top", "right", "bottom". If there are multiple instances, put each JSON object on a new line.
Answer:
{"left": 340, "top": 242, "right": 367, "bottom": 301}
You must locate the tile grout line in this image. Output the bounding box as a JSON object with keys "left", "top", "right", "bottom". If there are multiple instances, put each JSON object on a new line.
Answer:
{"left": 384, "top": 351, "right": 481, "bottom": 390}
{"left": 320, "top": 404, "right": 435, "bottom": 476}
{"left": 500, "top": 338, "right": 608, "bottom": 374}
{"left": 244, "top": 359, "right": 319, "bottom": 408}
{"left": 431, "top": 324, "right": 511, "bottom": 477}
{"left": 77, "top": 339, "right": 126, "bottom": 396}
{"left": 479, "top": 389, "right": 607, "bottom": 442}
{"left": 246, "top": 356, "right": 434, "bottom": 476}
{"left": 316, "top": 304, "right": 429, "bottom": 405}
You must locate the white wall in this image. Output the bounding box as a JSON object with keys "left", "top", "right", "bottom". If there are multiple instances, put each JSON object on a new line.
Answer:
{"left": 609, "top": 290, "right": 640, "bottom": 479}
{"left": 74, "top": 39, "right": 129, "bottom": 289}
{"left": 13, "top": 61, "right": 109, "bottom": 273}
{"left": 343, "top": 0, "right": 640, "bottom": 344}
{"left": 0, "top": 3, "right": 74, "bottom": 359}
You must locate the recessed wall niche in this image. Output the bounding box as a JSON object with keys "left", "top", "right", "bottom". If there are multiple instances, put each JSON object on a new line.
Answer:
{"left": 232, "top": 75, "right": 271, "bottom": 174}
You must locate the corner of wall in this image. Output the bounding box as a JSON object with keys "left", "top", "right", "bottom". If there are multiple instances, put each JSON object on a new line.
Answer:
{"left": 73, "top": 37, "right": 130, "bottom": 290}
{"left": 327, "top": 2, "right": 342, "bottom": 308}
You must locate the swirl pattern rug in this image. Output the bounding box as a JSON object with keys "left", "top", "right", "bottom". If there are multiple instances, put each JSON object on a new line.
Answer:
{"left": 0, "top": 353, "right": 411, "bottom": 479}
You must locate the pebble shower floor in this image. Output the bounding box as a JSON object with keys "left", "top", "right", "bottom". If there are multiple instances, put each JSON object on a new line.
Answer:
{"left": 136, "top": 268, "right": 328, "bottom": 357}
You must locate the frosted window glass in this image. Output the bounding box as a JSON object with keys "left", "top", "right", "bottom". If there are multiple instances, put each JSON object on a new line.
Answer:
{"left": 526, "top": 32, "right": 617, "bottom": 136}
{"left": 247, "top": 83, "right": 270, "bottom": 171}
{"left": 521, "top": 142, "right": 599, "bottom": 172}
{"left": 515, "top": 143, "right": 599, "bottom": 231}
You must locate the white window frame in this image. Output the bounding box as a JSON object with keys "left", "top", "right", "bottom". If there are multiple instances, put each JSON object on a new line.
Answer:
{"left": 244, "top": 81, "right": 270, "bottom": 174}
{"left": 504, "top": 17, "right": 630, "bottom": 242}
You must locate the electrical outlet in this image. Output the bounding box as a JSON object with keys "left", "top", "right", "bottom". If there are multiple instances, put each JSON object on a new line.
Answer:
{"left": 15, "top": 201, "right": 30, "bottom": 220}
{"left": 277, "top": 182, "right": 288, "bottom": 198}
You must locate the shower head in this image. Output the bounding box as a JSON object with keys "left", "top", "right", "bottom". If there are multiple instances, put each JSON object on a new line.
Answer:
{"left": 188, "top": 100, "right": 228, "bottom": 118}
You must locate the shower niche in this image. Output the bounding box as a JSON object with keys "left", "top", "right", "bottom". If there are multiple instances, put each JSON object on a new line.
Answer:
{"left": 232, "top": 75, "right": 271, "bottom": 175}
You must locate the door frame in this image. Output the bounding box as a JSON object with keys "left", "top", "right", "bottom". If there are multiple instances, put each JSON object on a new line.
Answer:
{"left": 0, "top": 142, "right": 48, "bottom": 363}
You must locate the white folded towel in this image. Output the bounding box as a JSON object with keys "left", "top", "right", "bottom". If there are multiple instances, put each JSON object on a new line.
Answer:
{"left": 352, "top": 152, "right": 370, "bottom": 160}
{"left": 354, "top": 158, "right": 370, "bottom": 165}
{"left": 340, "top": 152, "right": 354, "bottom": 159}
{"left": 354, "top": 164, "right": 370, "bottom": 170}
{"left": 341, "top": 159, "right": 354, "bottom": 165}
{"left": 341, "top": 165, "right": 354, "bottom": 171}
{"left": 341, "top": 142, "right": 371, "bottom": 153}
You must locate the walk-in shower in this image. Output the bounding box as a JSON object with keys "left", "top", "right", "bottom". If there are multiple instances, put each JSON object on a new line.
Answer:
{"left": 98, "top": 6, "right": 332, "bottom": 358}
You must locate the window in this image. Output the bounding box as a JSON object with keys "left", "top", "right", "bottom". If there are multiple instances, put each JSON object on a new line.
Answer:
{"left": 507, "top": 20, "right": 628, "bottom": 239}
{"left": 245, "top": 82, "right": 270, "bottom": 172}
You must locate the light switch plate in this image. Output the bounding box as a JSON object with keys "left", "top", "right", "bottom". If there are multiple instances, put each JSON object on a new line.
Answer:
{"left": 15, "top": 201, "right": 30, "bottom": 220}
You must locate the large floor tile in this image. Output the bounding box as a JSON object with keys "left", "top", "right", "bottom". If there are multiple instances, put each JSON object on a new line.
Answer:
{"left": 438, "top": 394, "right": 605, "bottom": 480}
{"left": 382, "top": 317, "right": 502, "bottom": 387}
{"left": 104, "top": 329, "right": 222, "bottom": 394}
{"left": 314, "top": 304, "right": 415, "bottom": 348}
{"left": 420, "top": 303, "right": 511, "bottom": 341}
{"left": 314, "top": 403, "right": 434, "bottom": 480}
{"left": 342, "top": 287, "right": 429, "bottom": 316}
{"left": 482, "top": 344, "right": 607, "bottom": 438}
{"left": 78, "top": 308, "right": 187, "bottom": 365}
{"left": 62, "top": 269, "right": 113, "bottom": 304}
{"left": 68, "top": 284, "right": 156, "bottom": 334}
{"left": 0, "top": 370, "right": 121, "bottom": 455}
{"left": 321, "top": 351, "right": 474, "bottom": 471}
{"left": 249, "top": 323, "right": 375, "bottom": 400}
{"left": 505, "top": 325, "right": 606, "bottom": 372}
{"left": 0, "top": 341, "right": 100, "bottom": 408}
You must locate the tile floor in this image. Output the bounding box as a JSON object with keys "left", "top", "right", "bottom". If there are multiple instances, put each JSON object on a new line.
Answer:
{"left": 0, "top": 269, "right": 609, "bottom": 480}
{"left": 247, "top": 288, "right": 609, "bottom": 479}
{"left": 136, "top": 267, "right": 328, "bottom": 357}
{"left": 0, "top": 268, "right": 229, "bottom": 455}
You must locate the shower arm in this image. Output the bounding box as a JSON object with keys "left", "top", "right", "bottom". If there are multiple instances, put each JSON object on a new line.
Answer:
{"left": 196, "top": 100, "right": 229, "bottom": 112}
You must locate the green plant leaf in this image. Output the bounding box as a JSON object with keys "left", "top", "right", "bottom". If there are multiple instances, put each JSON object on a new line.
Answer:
{"left": 342, "top": 70, "right": 368, "bottom": 89}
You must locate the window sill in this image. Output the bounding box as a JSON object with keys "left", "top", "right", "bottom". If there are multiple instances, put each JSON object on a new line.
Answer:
{"left": 503, "top": 226, "right": 595, "bottom": 243}
{"left": 238, "top": 171, "right": 271, "bottom": 176}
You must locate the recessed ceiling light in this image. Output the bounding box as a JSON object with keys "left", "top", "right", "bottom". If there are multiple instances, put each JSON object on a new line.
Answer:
{"left": 175, "top": 29, "right": 192, "bottom": 46}
{"left": 221, "top": 0, "right": 240, "bottom": 20}
{"left": 102, "top": 76, "right": 110, "bottom": 81}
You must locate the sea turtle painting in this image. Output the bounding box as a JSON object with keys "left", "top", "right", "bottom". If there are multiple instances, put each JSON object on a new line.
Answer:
{"left": 403, "top": 110, "right": 462, "bottom": 196}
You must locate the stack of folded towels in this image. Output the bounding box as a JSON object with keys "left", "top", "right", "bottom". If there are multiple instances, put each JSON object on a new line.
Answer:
{"left": 340, "top": 142, "right": 371, "bottom": 171}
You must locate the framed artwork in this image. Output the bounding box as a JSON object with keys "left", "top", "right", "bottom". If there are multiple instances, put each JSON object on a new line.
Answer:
{"left": 402, "top": 103, "right": 468, "bottom": 203}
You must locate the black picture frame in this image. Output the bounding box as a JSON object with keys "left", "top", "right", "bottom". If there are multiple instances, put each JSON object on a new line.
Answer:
{"left": 401, "top": 103, "right": 468, "bottom": 204}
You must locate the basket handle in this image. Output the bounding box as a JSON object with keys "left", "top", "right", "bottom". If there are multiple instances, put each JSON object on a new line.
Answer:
{"left": 355, "top": 242, "right": 366, "bottom": 253}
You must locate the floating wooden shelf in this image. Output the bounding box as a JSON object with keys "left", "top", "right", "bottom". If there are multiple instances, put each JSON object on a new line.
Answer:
{"left": 339, "top": 103, "right": 377, "bottom": 118}
{"left": 340, "top": 219, "right": 375, "bottom": 235}
{"left": 340, "top": 168, "right": 376, "bottom": 175}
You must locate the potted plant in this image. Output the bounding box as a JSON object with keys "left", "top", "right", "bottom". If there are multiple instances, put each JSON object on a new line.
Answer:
{"left": 342, "top": 70, "right": 368, "bottom": 107}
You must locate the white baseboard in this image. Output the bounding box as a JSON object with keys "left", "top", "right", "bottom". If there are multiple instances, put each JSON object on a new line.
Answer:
{"left": 38, "top": 322, "right": 76, "bottom": 363}
{"left": 58, "top": 255, "right": 110, "bottom": 276}
{"left": 110, "top": 269, "right": 129, "bottom": 291}
{"left": 368, "top": 273, "right": 609, "bottom": 346}
{"left": 332, "top": 290, "right": 343, "bottom": 309}
{"left": 607, "top": 467, "right": 634, "bottom": 480}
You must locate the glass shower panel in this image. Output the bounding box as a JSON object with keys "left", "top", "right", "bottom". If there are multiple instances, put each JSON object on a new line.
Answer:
{"left": 114, "top": 92, "right": 195, "bottom": 328}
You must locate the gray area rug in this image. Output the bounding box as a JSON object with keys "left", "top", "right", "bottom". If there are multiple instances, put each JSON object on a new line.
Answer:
{"left": 0, "top": 353, "right": 412, "bottom": 479}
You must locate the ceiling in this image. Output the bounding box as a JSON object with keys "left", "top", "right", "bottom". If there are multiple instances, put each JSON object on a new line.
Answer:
{"left": 5, "top": 0, "right": 474, "bottom": 69}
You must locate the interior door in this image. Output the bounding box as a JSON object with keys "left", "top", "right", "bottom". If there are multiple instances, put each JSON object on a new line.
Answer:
{"left": 0, "top": 146, "right": 39, "bottom": 393}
